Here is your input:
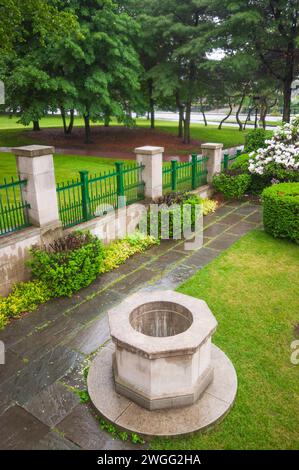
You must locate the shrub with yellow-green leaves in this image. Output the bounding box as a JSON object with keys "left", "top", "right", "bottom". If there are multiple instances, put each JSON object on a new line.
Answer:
{"left": 201, "top": 198, "right": 218, "bottom": 216}
{"left": 100, "top": 232, "right": 159, "bottom": 273}
{"left": 0, "top": 280, "right": 51, "bottom": 325}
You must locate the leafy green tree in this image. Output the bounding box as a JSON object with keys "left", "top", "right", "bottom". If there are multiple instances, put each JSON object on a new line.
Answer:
{"left": 1, "top": 0, "right": 142, "bottom": 140}
{"left": 0, "top": 0, "right": 76, "bottom": 54}
{"left": 47, "top": 0, "right": 142, "bottom": 142}
{"left": 215, "top": 0, "right": 299, "bottom": 123}
{"left": 0, "top": 1, "right": 78, "bottom": 130}
{"left": 134, "top": 0, "right": 218, "bottom": 143}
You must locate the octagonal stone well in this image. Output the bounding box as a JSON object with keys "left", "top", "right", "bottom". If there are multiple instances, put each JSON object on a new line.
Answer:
{"left": 108, "top": 291, "right": 218, "bottom": 411}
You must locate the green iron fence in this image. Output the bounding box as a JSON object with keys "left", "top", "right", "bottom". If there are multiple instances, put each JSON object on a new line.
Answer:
{"left": 57, "top": 162, "right": 145, "bottom": 229}
{"left": 0, "top": 177, "right": 31, "bottom": 237}
{"left": 163, "top": 155, "right": 208, "bottom": 194}
{"left": 222, "top": 149, "right": 242, "bottom": 171}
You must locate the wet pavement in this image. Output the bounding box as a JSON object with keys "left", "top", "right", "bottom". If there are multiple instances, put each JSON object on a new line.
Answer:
{"left": 0, "top": 201, "right": 262, "bottom": 450}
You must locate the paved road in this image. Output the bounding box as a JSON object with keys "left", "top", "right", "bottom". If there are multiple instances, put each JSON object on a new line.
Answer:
{"left": 153, "top": 111, "right": 280, "bottom": 130}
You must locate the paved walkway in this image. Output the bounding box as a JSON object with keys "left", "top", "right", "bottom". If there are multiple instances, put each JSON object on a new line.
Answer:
{"left": 0, "top": 201, "right": 262, "bottom": 450}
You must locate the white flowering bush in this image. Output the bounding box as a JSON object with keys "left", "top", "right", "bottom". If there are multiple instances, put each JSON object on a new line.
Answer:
{"left": 249, "top": 118, "right": 299, "bottom": 178}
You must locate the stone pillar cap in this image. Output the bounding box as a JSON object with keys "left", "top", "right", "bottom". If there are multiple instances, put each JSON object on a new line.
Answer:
{"left": 13, "top": 145, "right": 55, "bottom": 157}
{"left": 201, "top": 143, "right": 223, "bottom": 149}
{"left": 134, "top": 146, "right": 164, "bottom": 155}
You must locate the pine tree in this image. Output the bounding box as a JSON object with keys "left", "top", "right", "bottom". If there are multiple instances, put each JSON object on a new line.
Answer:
{"left": 214, "top": 0, "right": 299, "bottom": 122}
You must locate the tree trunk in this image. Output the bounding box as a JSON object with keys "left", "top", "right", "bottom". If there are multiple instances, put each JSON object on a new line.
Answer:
{"left": 104, "top": 114, "right": 110, "bottom": 127}
{"left": 236, "top": 93, "right": 246, "bottom": 131}
{"left": 259, "top": 99, "right": 268, "bottom": 129}
{"left": 183, "top": 102, "right": 191, "bottom": 144}
{"left": 183, "top": 60, "right": 195, "bottom": 144}
{"left": 283, "top": 77, "right": 293, "bottom": 123}
{"left": 176, "top": 92, "right": 184, "bottom": 138}
{"left": 61, "top": 107, "right": 67, "bottom": 134}
{"left": 178, "top": 107, "right": 184, "bottom": 138}
{"left": 66, "top": 109, "right": 75, "bottom": 135}
{"left": 244, "top": 107, "right": 253, "bottom": 130}
{"left": 61, "top": 108, "right": 74, "bottom": 135}
{"left": 282, "top": 38, "right": 295, "bottom": 123}
{"left": 150, "top": 102, "right": 155, "bottom": 130}
{"left": 33, "top": 120, "right": 40, "bottom": 131}
{"left": 254, "top": 108, "right": 259, "bottom": 129}
{"left": 148, "top": 79, "right": 155, "bottom": 129}
{"left": 218, "top": 98, "right": 233, "bottom": 130}
{"left": 200, "top": 99, "right": 207, "bottom": 126}
{"left": 84, "top": 114, "right": 91, "bottom": 144}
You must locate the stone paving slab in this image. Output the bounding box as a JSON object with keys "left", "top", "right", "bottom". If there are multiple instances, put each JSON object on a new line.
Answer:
{"left": 234, "top": 204, "right": 259, "bottom": 215}
{"left": 67, "top": 289, "right": 123, "bottom": 325}
{"left": 0, "top": 200, "right": 262, "bottom": 449}
{"left": 147, "top": 249, "right": 189, "bottom": 272}
{"left": 0, "top": 405, "right": 49, "bottom": 450}
{"left": 144, "top": 239, "right": 181, "bottom": 256}
{"left": 24, "top": 382, "right": 80, "bottom": 427}
{"left": 207, "top": 233, "right": 241, "bottom": 251}
{"left": 67, "top": 314, "right": 110, "bottom": 355}
{"left": 244, "top": 211, "right": 263, "bottom": 224}
{"left": 11, "top": 315, "right": 81, "bottom": 360}
{"left": 227, "top": 221, "right": 259, "bottom": 236}
{"left": 113, "top": 268, "right": 158, "bottom": 294}
{"left": 155, "top": 264, "right": 198, "bottom": 290}
{"left": 204, "top": 222, "right": 229, "bottom": 238}
{"left": 219, "top": 213, "right": 245, "bottom": 225}
{"left": 56, "top": 404, "right": 121, "bottom": 450}
{"left": 183, "top": 247, "right": 221, "bottom": 269}
{"left": 32, "top": 431, "right": 81, "bottom": 450}
{"left": 59, "top": 355, "right": 88, "bottom": 390}
{"left": 0, "top": 392, "right": 13, "bottom": 416}
{"left": 212, "top": 205, "right": 233, "bottom": 217}
{"left": 0, "top": 350, "right": 25, "bottom": 387}
{"left": 0, "top": 346, "right": 82, "bottom": 405}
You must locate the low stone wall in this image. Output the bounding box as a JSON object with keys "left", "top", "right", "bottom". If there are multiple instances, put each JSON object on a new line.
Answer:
{"left": 0, "top": 227, "right": 41, "bottom": 296}
{"left": 65, "top": 202, "right": 148, "bottom": 244}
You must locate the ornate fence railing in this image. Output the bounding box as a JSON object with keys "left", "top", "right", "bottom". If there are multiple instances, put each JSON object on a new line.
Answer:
{"left": 57, "top": 162, "right": 145, "bottom": 229}
{"left": 221, "top": 150, "right": 242, "bottom": 171}
{"left": 0, "top": 177, "right": 31, "bottom": 236}
{"left": 163, "top": 155, "right": 208, "bottom": 194}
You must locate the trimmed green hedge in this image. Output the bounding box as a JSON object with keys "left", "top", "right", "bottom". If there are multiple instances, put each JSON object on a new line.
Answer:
{"left": 262, "top": 183, "right": 299, "bottom": 244}
{"left": 213, "top": 173, "right": 251, "bottom": 199}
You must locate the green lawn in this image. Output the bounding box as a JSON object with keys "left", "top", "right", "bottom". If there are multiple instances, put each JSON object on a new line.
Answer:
{"left": 0, "top": 114, "right": 262, "bottom": 149}
{"left": 152, "top": 230, "right": 299, "bottom": 450}
{"left": 0, "top": 152, "right": 122, "bottom": 184}
{"left": 137, "top": 120, "right": 253, "bottom": 148}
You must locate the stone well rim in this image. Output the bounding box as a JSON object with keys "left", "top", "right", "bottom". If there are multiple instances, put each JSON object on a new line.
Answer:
{"left": 129, "top": 300, "right": 194, "bottom": 338}
{"left": 108, "top": 290, "right": 218, "bottom": 359}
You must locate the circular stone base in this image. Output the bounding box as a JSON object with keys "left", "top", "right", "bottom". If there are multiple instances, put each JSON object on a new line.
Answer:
{"left": 88, "top": 342, "right": 237, "bottom": 437}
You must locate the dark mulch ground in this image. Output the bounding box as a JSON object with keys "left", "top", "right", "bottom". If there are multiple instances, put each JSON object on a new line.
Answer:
{"left": 26, "top": 126, "right": 202, "bottom": 161}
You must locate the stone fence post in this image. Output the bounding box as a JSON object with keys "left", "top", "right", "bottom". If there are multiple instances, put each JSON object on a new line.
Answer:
{"left": 134, "top": 146, "right": 164, "bottom": 200}
{"left": 13, "top": 145, "right": 62, "bottom": 237}
{"left": 201, "top": 143, "right": 223, "bottom": 183}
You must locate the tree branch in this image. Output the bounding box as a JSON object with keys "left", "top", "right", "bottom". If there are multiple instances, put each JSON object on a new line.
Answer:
{"left": 259, "top": 52, "right": 284, "bottom": 81}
